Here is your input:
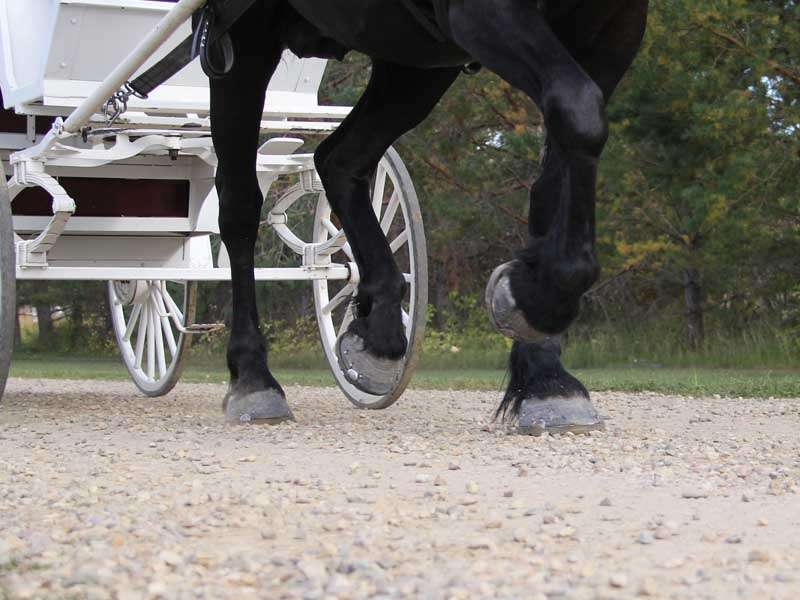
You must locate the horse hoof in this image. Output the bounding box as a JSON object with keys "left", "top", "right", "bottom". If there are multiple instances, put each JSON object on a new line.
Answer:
{"left": 336, "top": 332, "right": 404, "bottom": 397}
{"left": 485, "top": 261, "right": 550, "bottom": 343}
{"left": 517, "top": 395, "right": 605, "bottom": 436}
{"left": 223, "top": 389, "right": 294, "bottom": 425}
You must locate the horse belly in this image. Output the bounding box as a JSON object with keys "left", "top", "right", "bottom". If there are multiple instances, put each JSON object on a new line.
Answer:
{"left": 287, "top": 0, "right": 470, "bottom": 67}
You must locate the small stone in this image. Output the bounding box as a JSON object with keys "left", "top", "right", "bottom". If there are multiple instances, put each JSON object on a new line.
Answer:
{"left": 654, "top": 527, "right": 672, "bottom": 540}
{"left": 466, "top": 482, "right": 480, "bottom": 495}
{"left": 609, "top": 574, "right": 628, "bottom": 588}
{"left": 638, "top": 531, "right": 655, "bottom": 545}
{"left": 748, "top": 549, "right": 770, "bottom": 563}
{"left": 638, "top": 577, "right": 657, "bottom": 596}
{"left": 599, "top": 497, "right": 612, "bottom": 507}
{"left": 741, "top": 491, "right": 755, "bottom": 503}
{"left": 517, "top": 467, "right": 529, "bottom": 477}
{"left": 724, "top": 534, "right": 742, "bottom": 544}
{"left": 757, "top": 517, "right": 769, "bottom": 527}
{"left": 159, "top": 550, "right": 183, "bottom": 567}
{"left": 433, "top": 475, "right": 446, "bottom": 486}
{"left": 681, "top": 486, "right": 710, "bottom": 499}
{"left": 542, "top": 514, "right": 558, "bottom": 525}
{"left": 468, "top": 538, "right": 495, "bottom": 551}
{"left": 448, "top": 462, "right": 461, "bottom": 471}
{"left": 298, "top": 558, "right": 327, "bottom": 580}
{"left": 503, "top": 490, "right": 514, "bottom": 498}
{"left": 415, "top": 474, "right": 431, "bottom": 484}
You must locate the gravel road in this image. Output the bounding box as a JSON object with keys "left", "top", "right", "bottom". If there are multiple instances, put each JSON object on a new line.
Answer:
{"left": 1, "top": 378, "right": 799, "bottom": 599}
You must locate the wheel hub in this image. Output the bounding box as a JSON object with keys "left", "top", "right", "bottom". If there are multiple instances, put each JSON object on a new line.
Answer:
{"left": 112, "top": 280, "right": 150, "bottom": 306}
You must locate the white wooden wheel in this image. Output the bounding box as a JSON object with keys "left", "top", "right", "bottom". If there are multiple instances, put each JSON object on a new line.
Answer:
{"left": 313, "top": 147, "right": 428, "bottom": 409}
{"left": 0, "top": 168, "right": 15, "bottom": 402}
{"left": 108, "top": 280, "right": 196, "bottom": 397}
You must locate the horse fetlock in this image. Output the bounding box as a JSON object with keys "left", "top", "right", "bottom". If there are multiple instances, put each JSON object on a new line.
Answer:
{"left": 486, "top": 259, "right": 583, "bottom": 341}
{"left": 551, "top": 249, "right": 600, "bottom": 294}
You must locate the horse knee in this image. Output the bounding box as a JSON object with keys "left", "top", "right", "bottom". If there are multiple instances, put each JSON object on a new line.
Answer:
{"left": 216, "top": 172, "right": 263, "bottom": 241}
{"left": 544, "top": 80, "right": 608, "bottom": 157}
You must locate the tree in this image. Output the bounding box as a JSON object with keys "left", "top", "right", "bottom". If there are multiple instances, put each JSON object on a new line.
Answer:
{"left": 598, "top": 0, "right": 800, "bottom": 348}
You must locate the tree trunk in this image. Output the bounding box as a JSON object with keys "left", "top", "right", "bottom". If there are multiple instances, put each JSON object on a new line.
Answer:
{"left": 35, "top": 303, "right": 54, "bottom": 345}
{"left": 682, "top": 268, "right": 704, "bottom": 350}
{"left": 14, "top": 309, "right": 22, "bottom": 349}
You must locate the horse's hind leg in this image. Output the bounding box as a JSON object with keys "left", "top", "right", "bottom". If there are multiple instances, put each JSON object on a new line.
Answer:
{"left": 449, "top": 0, "right": 647, "bottom": 430}
{"left": 211, "top": 6, "right": 291, "bottom": 423}
{"left": 315, "top": 62, "right": 459, "bottom": 396}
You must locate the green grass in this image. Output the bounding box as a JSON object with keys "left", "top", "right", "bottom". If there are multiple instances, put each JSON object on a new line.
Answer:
{"left": 8, "top": 355, "right": 800, "bottom": 398}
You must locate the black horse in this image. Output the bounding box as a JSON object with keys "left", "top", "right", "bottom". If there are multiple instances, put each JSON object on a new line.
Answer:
{"left": 213, "top": 0, "right": 649, "bottom": 432}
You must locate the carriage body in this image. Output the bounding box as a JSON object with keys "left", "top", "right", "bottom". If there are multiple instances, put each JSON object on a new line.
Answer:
{"left": 0, "top": 0, "right": 426, "bottom": 406}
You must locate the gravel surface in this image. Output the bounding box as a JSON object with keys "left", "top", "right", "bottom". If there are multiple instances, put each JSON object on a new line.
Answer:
{"left": 1, "top": 378, "right": 799, "bottom": 599}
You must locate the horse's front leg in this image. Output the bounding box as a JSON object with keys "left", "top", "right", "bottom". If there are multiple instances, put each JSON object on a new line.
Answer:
{"left": 314, "top": 62, "right": 459, "bottom": 396}
{"left": 211, "top": 12, "right": 291, "bottom": 424}
{"left": 450, "top": 0, "right": 648, "bottom": 430}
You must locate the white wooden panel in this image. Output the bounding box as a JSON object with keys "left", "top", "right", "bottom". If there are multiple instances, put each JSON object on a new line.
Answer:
{"left": 0, "top": 0, "right": 342, "bottom": 118}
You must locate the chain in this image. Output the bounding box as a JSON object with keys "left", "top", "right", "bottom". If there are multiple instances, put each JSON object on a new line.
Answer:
{"left": 103, "top": 82, "right": 149, "bottom": 127}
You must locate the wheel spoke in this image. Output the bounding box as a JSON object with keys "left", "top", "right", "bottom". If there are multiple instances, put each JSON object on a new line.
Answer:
{"left": 154, "top": 288, "right": 177, "bottom": 358}
{"left": 389, "top": 229, "right": 409, "bottom": 254}
{"left": 322, "top": 283, "right": 355, "bottom": 315}
{"left": 146, "top": 302, "right": 156, "bottom": 380}
{"left": 403, "top": 273, "right": 413, "bottom": 283}
{"left": 372, "top": 165, "right": 387, "bottom": 216}
{"left": 402, "top": 309, "right": 410, "bottom": 328}
{"left": 321, "top": 218, "right": 340, "bottom": 238}
{"left": 161, "top": 286, "right": 185, "bottom": 324}
{"left": 380, "top": 192, "right": 400, "bottom": 234}
{"left": 152, "top": 297, "right": 167, "bottom": 378}
{"left": 338, "top": 303, "right": 355, "bottom": 338}
{"left": 341, "top": 242, "right": 354, "bottom": 261}
{"left": 124, "top": 303, "right": 143, "bottom": 343}
{"left": 134, "top": 300, "right": 148, "bottom": 371}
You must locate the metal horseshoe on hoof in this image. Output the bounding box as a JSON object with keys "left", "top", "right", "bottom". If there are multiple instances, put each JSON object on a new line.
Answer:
{"left": 335, "top": 331, "right": 405, "bottom": 397}
{"left": 485, "top": 261, "right": 550, "bottom": 343}
{"left": 517, "top": 396, "right": 606, "bottom": 436}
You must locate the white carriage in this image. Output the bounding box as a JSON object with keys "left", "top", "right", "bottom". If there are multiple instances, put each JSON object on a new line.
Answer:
{"left": 0, "top": 0, "right": 427, "bottom": 408}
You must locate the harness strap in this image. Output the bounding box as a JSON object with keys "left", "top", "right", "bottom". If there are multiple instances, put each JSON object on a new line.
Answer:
{"left": 128, "top": 0, "right": 257, "bottom": 99}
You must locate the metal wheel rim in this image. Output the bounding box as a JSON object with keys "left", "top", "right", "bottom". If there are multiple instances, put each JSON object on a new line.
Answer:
{"left": 108, "top": 280, "right": 196, "bottom": 397}
{"left": 313, "top": 147, "right": 428, "bottom": 409}
{"left": 0, "top": 168, "right": 15, "bottom": 403}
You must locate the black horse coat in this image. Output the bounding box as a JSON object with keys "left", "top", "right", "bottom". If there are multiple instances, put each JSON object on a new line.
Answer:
{"left": 286, "top": 0, "right": 470, "bottom": 66}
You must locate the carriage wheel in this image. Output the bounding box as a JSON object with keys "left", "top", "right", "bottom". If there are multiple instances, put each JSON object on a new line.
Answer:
{"left": 108, "top": 280, "right": 196, "bottom": 397}
{"left": 0, "top": 169, "right": 15, "bottom": 402}
{"left": 313, "top": 147, "right": 428, "bottom": 409}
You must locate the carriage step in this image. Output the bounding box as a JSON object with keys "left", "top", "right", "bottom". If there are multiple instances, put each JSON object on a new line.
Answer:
{"left": 180, "top": 323, "right": 226, "bottom": 335}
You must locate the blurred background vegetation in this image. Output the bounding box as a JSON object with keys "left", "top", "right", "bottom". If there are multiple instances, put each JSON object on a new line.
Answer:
{"left": 13, "top": 0, "right": 800, "bottom": 375}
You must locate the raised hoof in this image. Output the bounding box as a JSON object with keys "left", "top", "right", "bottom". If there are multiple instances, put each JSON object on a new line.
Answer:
{"left": 336, "top": 332, "right": 404, "bottom": 397}
{"left": 223, "top": 389, "right": 294, "bottom": 425}
{"left": 517, "top": 395, "right": 605, "bottom": 436}
{"left": 485, "top": 262, "right": 550, "bottom": 343}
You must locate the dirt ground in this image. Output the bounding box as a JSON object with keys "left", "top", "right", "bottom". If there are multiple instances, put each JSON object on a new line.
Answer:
{"left": 1, "top": 378, "right": 799, "bottom": 600}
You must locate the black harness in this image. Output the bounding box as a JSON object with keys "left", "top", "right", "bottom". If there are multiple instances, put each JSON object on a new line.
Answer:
{"left": 128, "top": 0, "right": 475, "bottom": 101}
{"left": 129, "top": 0, "right": 257, "bottom": 98}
